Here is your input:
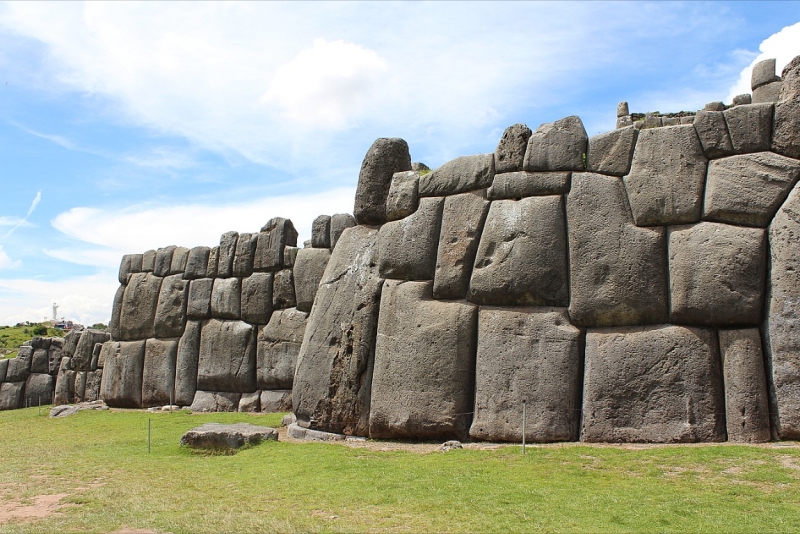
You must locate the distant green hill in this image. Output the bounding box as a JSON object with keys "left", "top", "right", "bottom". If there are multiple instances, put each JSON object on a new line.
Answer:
{"left": 0, "top": 324, "right": 65, "bottom": 359}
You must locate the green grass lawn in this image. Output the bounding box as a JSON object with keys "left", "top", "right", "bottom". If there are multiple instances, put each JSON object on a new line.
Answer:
{"left": 0, "top": 325, "right": 64, "bottom": 359}
{"left": 1, "top": 407, "right": 799, "bottom": 533}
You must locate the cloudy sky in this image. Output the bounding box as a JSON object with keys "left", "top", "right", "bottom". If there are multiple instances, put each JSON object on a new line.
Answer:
{"left": 0, "top": 1, "right": 798, "bottom": 326}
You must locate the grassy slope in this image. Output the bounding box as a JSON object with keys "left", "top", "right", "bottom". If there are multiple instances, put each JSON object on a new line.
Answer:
{"left": 1, "top": 408, "right": 799, "bottom": 533}
{"left": 0, "top": 325, "right": 64, "bottom": 359}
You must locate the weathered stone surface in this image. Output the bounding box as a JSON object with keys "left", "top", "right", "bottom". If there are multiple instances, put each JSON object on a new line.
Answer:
{"left": 189, "top": 391, "right": 240, "bottom": 412}
{"left": 624, "top": 125, "right": 707, "bottom": 226}
{"left": 206, "top": 246, "right": 219, "bottom": 278}
{"left": 293, "top": 226, "right": 383, "bottom": 436}
{"left": 211, "top": 277, "right": 241, "bottom": 320}
{"left": 100, "top": 340, "right": 145, "bottom": 408}
{"left": 31, "top": 349, "right": 48, "bottom": 374}
{"left": 170, "top": 246, "right": 190, "bottom": 275}
{"left": 779, "top": 55, "right": 800, "bottom": 101}
{"left": 153, "top": 246, "right": 176, "bottom": 277}
{"left": 118, "top": 254, "right": 142, "bottom": 285}
{"left": 703, "top": 152, "right": 800, "bottom": 227}
{"left": 153, "top": 274, "right": 188, "bottom": 338}
{"left": 0, "top": 359, "right": 7, "bottom": 382}
{"left": 470, "top": 308, "right": 583, "bottom": 443}
{"left": 753, "top": 81, "right": 782, "bottom": 104}
{"left": 62, "top": 328, "right": 82, "bottom": 359}
{"left": 311, "top": 215, "right": 331, "bottom": 249}
{"left": 487, "top": 171, "right": 570, "bottom": 199}
{"left": 719, "top": 328, "right": 771, "bottom": 442}
{"left": 469, "top": 196, "right": 568, "bottom": 307}
{"left": 581, "top": 325, "right": 726, "bottom": 443}
{"left": 141, "top": 249, "right": 155, "bottom": 272}
{"left": 260, "top": 390, "right": 292, "bottom": 413}
{"left": 523, "top": 116, "right": 587, "bottom": 172}
{"left": 241, "top": 273, "right": 273, "bottom": 324}
{"left": 5, "top": 351, "right": 31, "bottom": 382}
{"left": 184, "top": 246, "right": 210, "bottom": 280}
{"left": 495, "top": 123, "right": 532, "bottom": 173}
{"left": 232, "top": 232, "right": 257, "bottom": 277}
{"left": 90, "top": 343, "right": 102, "bottom": 371}
{"left": 385, "top": 171, "right": 420, "bottom": 221}
{"left": 567, "top": 173, "right": 668, "bottom": 327}
{"left": 257, "top": 308, "right": 307, "bottom": 390}
{"left": 238, "top": 392, "right": 261, "bottom": 413}
{"left": 330, "top": 213, "right": 356, "bottom": 250}
{"left": 254, "top": 218, "right": 298, "bottom": 272}
{"left": 54, "top": 361, "right": 75, "bottom": 406}
{"left": 772, "top": 99, "right": 800, "bottom": 159}
{"left": 733, "top": 94, "right": 753, "bottom": 106}
{"left": 180, "top": 422, "right": 276, "bottom": 449}
{"left": 50, "top": 400, "right": 107, "bottom": 418}
{"left": 283, "top": 246, "right": 298, "bottom": 268}
{"left": 378, "top": 197, "right": 443, "bottom": 281}
{"left": 586, "top": 126, "right": 638, "bottom": 176}
{"left": 370, "top": 280, "right": 477, "bottom": 440}
{"left": 617, "top": 102, "right": 629, "bottom": 117}
{"left": 217, "top": 231, "right": 238, "bottom": 278}
{"left": 109, "top": 285, "right": 124, "bottom": 340}
{"left": 293, "top": 248, "right": 330, "bottom": 313}
{"left": 704, "top": 102, "right": 726, "bottom": 112}
{"left": 418, "top": 154, "right": 495, "bottom": 197}
{"left": 197, "top": 319, "right": 256, "bottom": 393}
{"left": 693, "top": 111, "right": 733, "bottom": 159}
{"left": 84, "top": 370, "right": 102, "bottom": 402}
{"left": 120, "top": 273, "right": 163, "bottom": 341}
{"left": 411, "top": 162, "right": 430, "bottom": 172}
{"left": 0, "top": 382, "right": 24, "bottom": 410}
{"left": 97, "top": 341, "right": 118, "bottom": 370}
{"left": 723, "top": 103, "right": 773, "bottom": 154}
{"left": 354, "top": 138, "right": 412, "bottom": 225}
{"left": 433, "top": 191, "right": 490, "bottom": 300}
{"left": 669, "top": 222, "right": 766, "bottom": 326}
{"left": 72, "top": 329, "right": 111, "bottom": 372}
{"left": 142, "top": 338, "right": 178, "bottom": 407}
{"left": 73, "top": 372, "right": 87, "bottom": 403}
{"left": 752, "top": 58, "right": 778, "bottom": 90}
{"left": 25, "top": 374, "right": 54, "bottom": 405}
{"left": 286, "top": 422, "right": 345, "bottom": 441}
{"left": 174, "top": 320, "right": 201, "bottom": 406}
{"left": 272, "top": 269, "right": 296, "bottom": 309}
{"left": 187, "top": 278, "right": 213, "bottom": 320}
{"left": 617, "top": 116, "right": 633, "bottom": 128}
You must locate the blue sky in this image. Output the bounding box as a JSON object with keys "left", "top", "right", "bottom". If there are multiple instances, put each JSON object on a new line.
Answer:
{"left": 0, "top": 1, "right": 798, "bottom": 326}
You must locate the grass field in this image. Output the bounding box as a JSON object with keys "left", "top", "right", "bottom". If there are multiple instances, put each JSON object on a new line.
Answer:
{"left": 1, "top": 407, "right": 799, "bottom": 533}
{"left": 0, "top": 325, "right": 64, "bottom": 359}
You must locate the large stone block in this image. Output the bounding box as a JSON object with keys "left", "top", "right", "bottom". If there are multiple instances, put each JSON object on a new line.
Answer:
{"left": 693, "top": 111, "right": 733, "bottom": 159}
{"left": 272, "top": 269, "right": 296, "bottom": 310}
{"left": 62, "top": 328, "right": 82, "bottom": 359}
{"left": 211, "top": 277, "right": 241, "bottom": 320}
{"left": 377, "top": 197, "right": 443, "bottom": 281}
{"left": 523, "top": 116, "right": 587, "bottom": 172}
{"left": 772, "top": 99, "right": 800, "bottom": 159}
{"left": 186, "top": 278, "right": 213, "bottom": 320}
{"left": 217, "top": 231, "right": 238, "bottom": 278}
{"left": 669, "top": 222, "right": 765, "bottom": 326}
{"left": 118, "top": 254, "right": 142, "bottom": 285}
{"left": 241, "top": 273, "right": 273, "bottom": 324}
{"left": 623, "top": 125, "right": 707, "bottom": 226}
{"left": 470, "top": 308, "right": 583, "bottom": 443}
{"left": 703, "top": 152, "right": 800, "bottom": 227}
{"left": 108, "top": 285, "right": 124, "bottom": 340}
{"left": 98, "top": 341, "right": 118, "bottom": 370}
{"left": 418, "top": 154, "right": 495, "bottom": 197}
{"left": 586, "top": 126, "right": 638, "bottom": 176}
{"left": 174, "top": 320, "right": 201, "bottom": 406}
{"left": 433, "top": 191, "right": 490, "bottom": 300}
{"left": 487, "top": 171, "right": 570, "bottom": 199}
{"left": 723, "top": 103, "right": 773, "bottom": 154}
{"left": 719, "top": 329, "right": 771, "bottom": 442}
{"left": 170, "top": 246, "right": 190, "bottom": 275}
{"left": 0, "top": 359, "right": 7, "bottom": 382}
{"left": 25, "top": 374, "right": 54, "bottom": 405}
{"left": 54, "top": 361, "right": 75, "bottom": 406}
{"left": 141, "top": 249, "right": 155, "bottom": 272}
{"left": 292, "top": 226, "right": 383, "bottom": 436}
{"left": 369, "top": 281, "right": 477, "bottom": 440}
{"left": 73, "top": 372, "right": 87, "bottom": 403}
{"left": 354, "top": 138, "right": 412, "bottom": 225}
{"left": 495, "top": 123, "right": 532, "bottom": 173}
{"left": 31, "top": 348, "right": 48, "bottom": 374}
{"left": 581, "top": 325, "right": 726, "bottom": 443}
{"left": 311, "top": 215, "right": 331, "bottom": 249}
{"left": 257, "top": 308, "right": 307, "bottom": 390}
{"left": 330, "top": 213, "right": 356, "bottom": 250}
{"left": 100, "top": 340, "right": 145, "bottom": 408}
{"left": 189, "top": 391, "right": 240, "bottom": 412}
{"left": 72, "top": 329, "right": 111, "bottom": 371}
{"left": 752, "top": 58, "right": 778, "bottom": 90}
{"left": 254, "top": 218, "right": 298, "bottom": 272}
{"left": 753, "top": 81, "right": 782, "bottom": 104}
{"left": 567, "top": 173, "right": 668, "bottom": 327}
{"left": 293, "top": 248, "right": 330, "bottom": 313}
{"left": 153, "top": 274, "right": 189, "bottom": 338}
{"left": 238, "top": 391, "right": 261, "bottom": 412}
{"left": 206, "top": 246, "right": 219, "bottom": 278}
{"left": 142, "top": 338, "right": 178, "bottom": 407}
{"left": 184, "top": 246, "right": 210, "bottom": 280}
{"left": 779, "top": 55, "right": 800, "bottom": 101}
{"left": 232, "top": 232, "right": 257, "bottom": 277}
{"left": 0, "top": 382, "right": 24, "bottom": 411}
{"left": 469, "top": 196, "right": 569, "bottom": 307}
{"left": 153, "top": 246, "right": 176, "bottom": 277}
{"left": 5, "top": 351, "right": 31, "bottom": 382}
{"left": 197, "top": 319, "right": 256, "bottom": 393}
{"left": 260, "top": 390, "right": 292, "bottom": 413}
{"left": 385, "top": 171, "right": 419, "bottom": 221}
{"left": 119, "top": 273, "right": 163, "bottom": 341}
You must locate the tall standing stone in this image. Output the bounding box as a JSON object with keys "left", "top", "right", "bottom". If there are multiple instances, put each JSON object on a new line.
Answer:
{"left": 141, "top": 338, "right": 178, "bottom": 407}
{"left": 206, "top": 246, "right": 219, "bottom": 278}
{"left": 217, "top": 232, "right": 238, "bottom": 278}
{"left": 232, "top": 232, "right": 257, "bottom": 277}
{"left": 353, "top": 138, "right": 412, "bottom": 225}
{"left": 495, "top": 123, "right": 532, "bottom": 173}
{"left": 311, "top": 215, "right": 332, "bottom": 249}
{"left": 174, "top": 320, "right": 201, "bottom": 407}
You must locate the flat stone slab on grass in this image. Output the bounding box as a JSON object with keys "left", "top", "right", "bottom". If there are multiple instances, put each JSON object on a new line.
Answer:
{"left": 49, "top": 400, "right": 108, "bottom": 418}
{"left": 180, "top": 422, "right": 278, "bottom": 450}
{"left": 287, "top": 423, "right": 346, "bottom": 442}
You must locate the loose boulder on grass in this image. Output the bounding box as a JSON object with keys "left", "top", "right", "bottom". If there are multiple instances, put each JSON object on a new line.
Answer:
{"left": 180, "top": 423, "right": 277, "bottom": 450}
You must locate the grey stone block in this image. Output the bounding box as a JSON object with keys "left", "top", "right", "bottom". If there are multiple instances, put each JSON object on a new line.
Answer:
{"left": 153, "top": 246, "right": 176, "bottom": 277}
{"left": 469, "top": 196, "right": 568, "bottom": 307}
{"left": 25, "top": 374, "right": 54, "bottom": 405}
{"left": 616, "top": 116, "right": 633, "bottom": 128}
{"left": 174, "top": 320, "right": 201, "bottom": 407}
{"left": 254, "top": 218, "right": 298, "bottom": 272}
{"left": 6, "top": 351, "right": 31, "bottom": 382}
{"left": 72, "top": 329, "right": 111, "bottom": 371}
{"left": 197, "top": 319, "right": 256, "bottom": 393}
{"left": 118, "top": 254, "right": 142, "bottom": 285}
{"left": 378, "top": 196, "right": 443, "bottom": 281}
{"left": 487, "top": 171, "right": 570, "bottom": 199}
{"left": 311, "top": 215, "right": 331, "bottom": 249}
{"left": 232, "top": 232, "right": 257, "bottom": 277}
{"left": 385, "top": 171, "right": 419, "bottom": 221}
{"left": 100, "top": 340, "right": 145, "bottom": 408}
{"left": 120, "top": 273, "right": 163, "bottom": 340}
{"left": 418, "top": 153, "right": 495, "bottom": 197}
{"left": 62, "top": 328, "right": 82, "bottom": 359}
{"left": 779, "top": 55, "right": 800, "bottom": 101}
{"left": 719, "top": 328, "right": 771, "bottom": 442}
{"left": 732, "top": 94, "right": 752, "bottom": 106}
{"left": 293, "top": 248, "right": 331, "bottom": 313}
{"left": 184, "top": 246, "right": 210, "bottom": 280}
{"left": 54, "top": 361, "right": 75, "bottom": 406}
{"left": 170, "top": 246, "right": 190, "bottom": 275}
{"left": 704, "top": 102, "right": 726, "bottom": 112}
{"left": 693, "top": 111, "right": 733, "bottom": 158}
{"left": 617, "top": 102, "right": 629, "bottom": 117}
{"left": 272, "top": 269, "right": 296, "bottom": 310}
{"left": 354, "top": 138, "right": 412, "bottom": 225}
{"left": 217, "top": 231, "right": 238, "bottom": 278}
{"left": 470, "top": 307, "right": 583, "bottom": 443}
{"left": 257, "top": 308, "right": 307, "bottom": 390}
{"left": 189, "top": 391, "right": 240, "bottom": 412}
{"left": 581, "top": 325, "right": 726, "bottom": 443}
{"left": 109, "top": 285, "right": 124, "bottom": 340}
{"left": 433, "top": 191, "right": 490, "bottom": 300}
{"left": 0, "top": 382, "right": 24, "bottom": 410}
{"left": 330, "top": 213, "right": 356, "bottom": 250}
{"left": 206, "top": 246, "right": 219, "bottom": 278}
{"left": 642, "top": 113, "right": 661, "bottom": 129}
{"left": 211, "top": 277, "right": 241, "bottom": 320}
{"left": 238, "top": 392, "right": 261, "bottom": 413}
{"left": 723, "top": 103, "right": 773, "bottom": 154}
{"left": 586, "top": 126, "right": 638, "bottom": 176}
{"left": 680, "top": 115, "right": 695, "bottom": 124}
{"left": 260, "top": 390, "right": 292, "bottom": 413}
{"left": 752, "top": 58, "right": 778, "bottom": 90}
{"left": 153, "top": 274, "right": 188, "bottom": 338}
{"left": 753, "top": 81, "right": 782, "bottom": 104}
{"left": 703, "top": 152, "right": 800, "bottom": 227}
{"left": 31, "top": 348, "right": 48, "bottom": 374}
{"left": 142, "top": 338, "right": 178, "bottom": 407}
{"left": 98, "top": 341, "right": 118, "bottom": 372}
{"left": 141, "top": 249, "right": 155, "bottom": 272}
{"left": 662, "top": 117, "right": 680, "bottom": 126}
{"left": 772, "top": 99, "right": 800, "bottom": 159}
{"left": 283, "top": 246, "right": 298, "bottom": 268}
{"left": 495, "top": 123, "right": 532, "bottom": 173}
{"left": 624, "top": 125, "right": 707, "bottom": 226}
{"left": 369, "top": 281, "right": 477, "bottom": 440}
{"left": 523, "top": 116, "right": 587, "bottom": 172}
{"left": 567, "top": 173, "right": 668, "bottom": 327}
{"left": 180, "top": 422, "right": 276, "bottom": 448}
{"left": 241, "top": 273, "right": 273, "bottom": 324}
{"left": 84, "top": 370, "right": 102, "bottom": 402}
{"left": 669, "top": 222, "right": 766, "bottom": 326}
{"left": 187, "top": 278, "right": 213, "bottom": 320}
{"left": 0, "top": 359, "right": 7, "bottom": 382}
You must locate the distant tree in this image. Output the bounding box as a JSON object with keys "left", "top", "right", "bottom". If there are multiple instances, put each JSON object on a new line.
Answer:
{"left": 32, "top": 325, "right": 48, "bottom": 336}
{"left": 91, "top": 323, "right": 108, "bottom": 331}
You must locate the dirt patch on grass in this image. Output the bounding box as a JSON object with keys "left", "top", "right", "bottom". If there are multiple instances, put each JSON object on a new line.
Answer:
{"left": 0, "top": 493, "right": 68, "bottom": 522}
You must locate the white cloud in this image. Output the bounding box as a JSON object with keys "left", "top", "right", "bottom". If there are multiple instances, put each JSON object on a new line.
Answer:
{"left": 3, "top": 190, "right": 42, "bottom": 239}
{"left": 727, "top": 22, "right": 800, "bottom": 101}
{"left": 0, "top": 245, "right": 20, "bottom": 270}
{"left": 0, "top": 216, "right": 28, "bottom": 227}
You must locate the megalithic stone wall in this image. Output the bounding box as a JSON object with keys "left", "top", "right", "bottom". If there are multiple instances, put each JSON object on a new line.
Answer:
{"left": 293, "top": 56, "right": 800, "bottom": 443}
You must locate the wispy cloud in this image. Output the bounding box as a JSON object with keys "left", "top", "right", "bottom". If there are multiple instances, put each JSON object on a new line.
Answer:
{"left": 3, "top": 190, "right": 41, "bottom": 239}
{"left": 0, "top": 245, "right": 20, "bottom": 270}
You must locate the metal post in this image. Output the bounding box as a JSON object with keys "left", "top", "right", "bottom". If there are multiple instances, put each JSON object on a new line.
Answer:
{"left": 522, "top": 400, "right": 527, "bottom": 455}
{"left": 148, "top": 418, "right": 151, "bottom": 453}
{"left": 38, "top": 396, "right": 41, "bottom": 416}
{"left": 170, "top": 388, "right": 173, "bottom": 413}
